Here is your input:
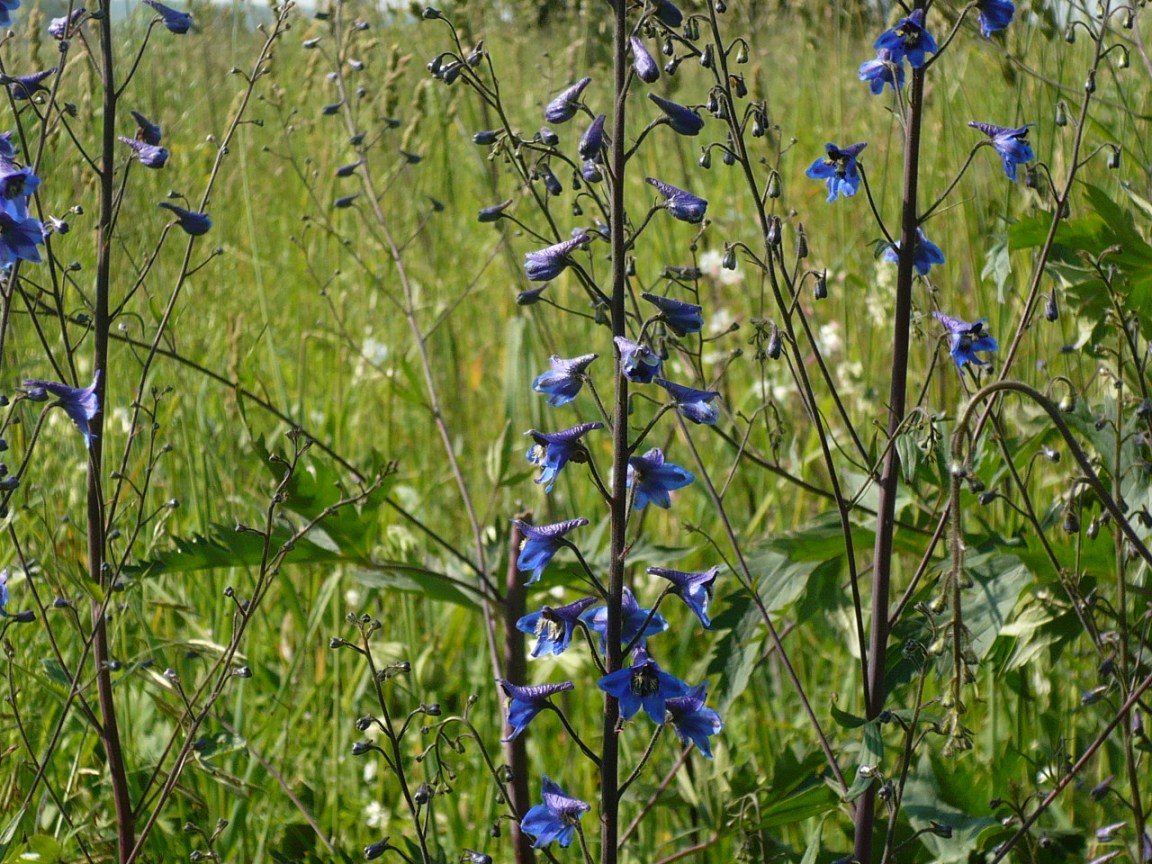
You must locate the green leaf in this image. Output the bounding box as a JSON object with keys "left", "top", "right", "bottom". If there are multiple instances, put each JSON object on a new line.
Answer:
{"left": 12, "top": 835, "right": 65, "bottom": 864}
{"left": 126, "top": 523, "right": 343, "bottom": 577}
{"left": 352, "top": 563, "right": 478, "bottom": 608}
{"left": 980, "top": 233, "right": 1012, "bottom": 305}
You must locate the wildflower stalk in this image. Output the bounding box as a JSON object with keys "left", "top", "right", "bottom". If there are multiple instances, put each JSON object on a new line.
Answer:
{"left": 503, "top": 520, "right": 535, "bottom": 863}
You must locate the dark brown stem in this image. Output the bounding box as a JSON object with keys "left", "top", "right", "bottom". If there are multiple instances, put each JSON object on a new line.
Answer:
{"left": 503, "top": 520, "right": 535, "bottom": 864}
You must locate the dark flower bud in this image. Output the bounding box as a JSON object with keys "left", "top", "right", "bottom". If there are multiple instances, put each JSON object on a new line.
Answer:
{"left": 581, "top": 160, "right": 602, "bottom": 183}
{"left": 1024, "top": 167, "right": 1038, "bottom": 188}
{"left": 538, "top": 127, "right": 559, "bottom": 146}
{"left": 579, "top": 114, "right": 606, "bottom": 160}
{"left": 722, "top": 148, "right": 735, "bottom": 165}
{"left": 351, "top": 741, "right": 372, "bottom": 756}
{"left": 766, "top": 172, "right": 781, "bottom": 198}
{"left": 1055, "top": 102, "right": 1068, "bottom": 127}
{"left": 765, "top": 217, "right": 781, "bottom": 247}
{"left": 1042, "top": 446, "right": 1060, "bottom": 463}
{"left": 814, "top": 270, "right": 828, "bottom": 299}
{"left": 714, "top": 0, "right": 726, "bottom": 11}
{"left": 1107, "top": 146, "right": 1121, "bottom": 170}
{"left": 329, "top": 637, "right": 347, "bottom": 649}
{"left": 463, "top": 851, "right": 493, "bottom": 864}
{"left": 1081, "top": 685, "right": 1108, "bottom": 705}
{"left": 1090, "top": 775, "right": 1114, "bottom": 801}
{"left": 979, "top": 490, "right": 997, "bottom": 506}
{"left": 631, "top": 36, "right": 660, "bottom": 83}
{"left": 422, "top": 702, "right": 442, "bottom": 716}
{"left": 930, "top": 821, "right": 953, "bottom": 839}
{"left": 440, "top": 62, "right": 463, "bottom": 85}
{"left": 664, "top": 58, "right": 680, "bottom": 76}
{"left": 1064, "top": 26, "right": 1075, "bottom": 43}
{"left": 1087, "top": 516, "right": 1100, "bottom": 540}
{"left": 336, "top": 161, "right": 361, "bottom": 177}
{"left": 796, "top": 225, "right": 808, "bottom": 259}
{"left": 517, "top": 286, "right": 547, "bottom": 305}
{"left": 1059, "top": 395, "right": 1075, "bottom": 413}
{"left": 422, "top": 7, "right": 442, "bottom": 18}
{"left": 478, "top": 199, "right": 512, "bottom": 223}
{"left": 698, "top": 149, "right": 711, "bottom": 169}
{"left": 729, "top": 74, "right": 746, "bottom": 98}
{"left": 662, "top": 37, "right": 673, "bottom": 56}
{"left": 232, "top": 665, "right": 252, "bottom": 678}
{"left": 335, "top": 194, "right": 359, "bottom": 209}
{"left": 473, "top": 129, "right": 499, "bottom": 145}
{"left": 303, "top": 37, "right": 320, "bottom": 48}
{"left": 766, "top": 323, "right": 782, "bottom": 360}
{"left": 1044, "top": 289, "right": 1059, "bottom": 321}
{"left": 356, "top": 716, "right": 374, "bottom": 731}
{"left": 723, "top": 247, "right": 737, "bottom": 270}
{"left": 1062, "top": 508, "right": 1080, "bottom": 534}
{"left": 467, "top": 43, "right": 484, "bottom": 66}
{"left": 364, "top": 838, "right": 391, "bottom": 860}
{"left": 700, "top": 45, "right": 713, "bottom": 68}
{"left": 12, "top": 610, "right": 36, "bottom": 623}
{"left": 53, "top": 596, "right": 70, "bottom": 608}
{"left": 1085, "top": 72, "right": 1096, "bottom": 93}
{"left": 1138, "top": 399, "right": 1152, "bottom": 419}
{"left": 540, "top": 165, "right": 562, "bottom": 196}
{"left": 737, "top": 44, "right": 749, "bottom": 63}
{"left": 321, "top": 102, "right": 342, "bottom": 116}
{"left": 683, "top": 18, "right": 699, "bottom": 40}
{"left": 414, "top": 783, "right": 433, "bottom": 805}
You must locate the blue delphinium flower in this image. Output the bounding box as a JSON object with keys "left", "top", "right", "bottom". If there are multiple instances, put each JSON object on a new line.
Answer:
{"left": 496, "top": 679, "right": 574, "bottom": 741}
{"left": 933, "top": 311, "right": 999, "bottom": 370}
{"left": 524, "top": 234, "right": 589, "bottom": 281}
{"left": 646, "top": 177, "right": 707, "bottom": 223}
{"left": 0, "top": 132, "right": 15, "bottom": 159}
{"left": 666, "top": 683, "right": 723, "bottom": 757}
{"left": 652, "top": 0, "right": 682, "bottom": 27}
{"left": 119, "top": 137, "right": 169, "bottom": 169}
{"left": 597, "top": 644, "right": 690, "bottom": 723}
{"left": 647, "top": 94, "right": 704, "bottom": 136}
{"left": 874, "top": 8, "right": 937, "bottom": 68}
{"left": 22, "top": 370, "right": 100, "bottom": 447}
{"left": 627, "top": 448, "right": 694, "bottom": 510}
{"left": 0, "top": 0, "right": 20, "bottom": 29}
{"left": 648, "top": 565, "right": 720, "bottom": 627}
{"left": 805, "top": 142, "right": 867, "bottom": 202}
{"left": 48, "top": 8, "right": 84, "bottom": 39}
{"left": 512, "top": 517, "right": 589, "bottom": 584}
{"left": 543, "top": 77, "right": 591, "bottom": 124}
{"left": 581, "top": 160, "right": 603, "bottom": 183}
{"left": 976, "top": 0, "right": 1015, "bottom": 37}
{"left": 143, "top": 0, "right": 191, "bottom": 33}
{"left": 526, "top": 421, "right": 604, "bottom": 492}
{"left": 578, "top": 114, "right": 606, "bottom": 161}
{"left": 614, "top": 336, "right": 662, "bottom": 383}
{"left": 4, "top": 68, "right": 56, "bottom": 100}
{"left": 968, "top": 121, "right": 1034, "bottom": 181}
{"left": 883, "top": 227, "right": 945, "bottom": 276}
{"left": 478, "top": 199, "right": 512, "bottom": 223}
{"left": 131, "top": 110, "right": 163, "bottom": 146}
{"left": 641, "top": 292, "right": 703, "bottom": 336}
{"left": 532, "top": 353, "right": 598, "bottom": 406}
{"left": 520, "top": 777, "right": 590, "bottom": 849}
{"left": 582, "top": 587, "right": 668, "bottom": 651}
{"left": 0, "top": 162, "right": 40, "bottom": 221}
{"left": 654, "top": 378, "right": 719, "bottom": 426}
{"left": 0, "top": 212, "right": 44, "bottom": 265}
{"left": 517, "top": 596, "right": 598, "bottom": 657}
{"left": 158, "top": 202, "right": 211, "bottom": 236}
{"left": 631, "top": 36, "right": 660, "bottom": 83}
{"left": 858, "top": 49, "right": 905, "bottom": 94}
{"left": 0, "top": 567, "right": 8, "bottom": 615}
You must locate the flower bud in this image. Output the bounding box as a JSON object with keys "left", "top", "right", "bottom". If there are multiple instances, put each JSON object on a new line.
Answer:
{"left": 364, "top": 838, "right": 391, "bottom": 860}
{"left": 1044, "top": 289, "right": 1059, "bottom": 321}
{"left": 814, "top": 270, "right": 828, "bottom": 299}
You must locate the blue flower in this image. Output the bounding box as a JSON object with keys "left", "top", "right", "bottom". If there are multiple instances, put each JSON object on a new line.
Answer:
{"left": 517, "top": 596, "right": 598, "bottom": 657}
{"left": 520, "top": 777, "right": 590, "bottom": 849}
{"left": 143, "top": 0, "right": 191, "bottom": 33}
{"left": 883, "top": 228, "right": 945, "bottom": 276}
{"left": 614, "top": 336, "right": 662, "bottom": 384}
{"left": 666, "top": 683, "right": 723, "bottom": 757}
{"left": 654, "top": 378, "right": 719, "bottom": 426}
{"left": 0, "top": 567, "right": 8, "bottom": 615}
{"left": 631, "top": 36, "right": 660, "bottom": 83}
{"left": 578, "top": 114, "right": 606, "bottom": 161}
{"left": 49, "top": 8, "right": 84, "bottom": 39}
{"left": 532, "top": 352, "right": 598, "bottom": 406}
{"left": 969, "top": 121, "right": 1034, "bottom": 181}
{"left": 648, "top": 565, "right": 720, "bottom": 627}
{"left": 158, "top": 202, "right": 211, "bottom": 236}
{"left": 641, "top": 293, "right": 703, "bottom": 336}
{"left": 526, "top": 422, "right": 603, "bottom": 492}
{"left": 858, "top": 49, "right": 905, "bottom": 94}
{"left": 976, "top": 0, "right": 1015, "bottom": 37}
{"left": 478, "top": 199, "right": 512, "bottom": 223}
{"left": 0, "top": 162, "right": 40, "bottom": 221}
{"left": 22, "top": 370, "right": 100, "bottom": 447}
{"left": 543, "top": 77, "right": 591, "bottom": 124}
{"left": 524, "top": 234, "right": 589, "bottom": 281}
{"left": 0, "top": 0, "right": 19, "bottom": 28}
{"left": 627, "top": 447, "right": 693, "bottom": 510}
{"left": 4, "top": 68, "right": 56, "bottom": 100}
{"left": 581, "top": 160, "right": 602, "bottom": 183}
{"left": 539, "top": 164, "right": 562, "bottom": 196}
{"left": 874, "top": 8, "right": 937, "bottom": 69}
{"left": 933, "top": 311, "right": 999, "bottom": 370}
{"left": 512, "top": 517, "right": 588, "bottom": 584}
{"left": 496, "top": 679, "right": 574, "bottom": 741}
{"left": 805, "top": 142, "right": 867, "bottom": 202}
{"left": 0, "top": 132, "right": 15, "bottom": 160}
{"left": 597, "top": 645, "right": 689, "bottom": 723}
{"left": 647, "top": 94, "right": 704, "bottom": 136}
{"left": 652, "top": 0, "right": 682, "bottom": 27}
{"left": 582, "top": 587, "right": 668, "bottom": 651}
{"left": 646, "top": 177, "right": 707, "bottom": 223}
{"left": 119, "top": 137, "right": 169, "bottom": 168}
{"left": 0, "top": 212, "right": 44, "bottom": 265}
{"left": 131, "top": 110, "right": 163, "bottom": 146}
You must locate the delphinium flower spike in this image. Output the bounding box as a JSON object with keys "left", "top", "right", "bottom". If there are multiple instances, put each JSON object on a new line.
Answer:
{"left": 932, "top": 311, "right": 999, "bottom": 370}
{"left": 666, "top": 683, "right": 723, "bottom": 757}
{"left": 615, "top": 336, "right": 662, "bottom": 383}
{"left": 648, "top": 565, "right": 721, "bottom": 627}
{"left": 517, "top": 596, "right": 598, "bottom": 657}
{"left": 805, "top": 142, "right": 867, "bottom": 202}
{"left": 496, "top": 679, "right": 575, "bottom": 741}
{"left": 883, "top": 227, "right": 945, "bottom": 276}
{"left": 22, "top": 371, "right": 101, "bottom": 447}
{"left": 968, "top": 121, "right": 1034, "bottom": 181}
{"left": 874, "top": 8, "right": 937, "bottom": 68}
{"left": 597, "top": 644, "right": 689, "bottom": 723}
{"left": 531, "top": 353, "right": 598, "bottom": 406}
{"left": 653, "top": 378, "right": 720, "bottom": 426}
{"left": 512, "top": 517, "right": 589, "bottom": 584}
{"left": 525, "top": 421, "right": 604, "bottom": 492}
{"left": 627, "top": 447, "right": 694, "bottom": 509}
{"left": 520, "top": 777, "right": 590, "bottom": 848}
{"left": 582, "top": 587, "right": 668, "bottom": 651}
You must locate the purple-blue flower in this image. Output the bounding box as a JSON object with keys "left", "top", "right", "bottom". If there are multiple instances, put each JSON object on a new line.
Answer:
{"left": 614, "top": 336, "right": 662, "bottom": 384}
{"left": 143, "top": 0, "right": 191, "bottom": 33}
{"left": 131, "top": 111, "right": 163, "bottom": 146}
{"left": 0, "top": 0, "right": 19, "bottom": 28}
{"left": 933, "top": 311, "right": 999, "bottom": 370}
{"left": 524, "top": 234, "right": 589, "bottom": 281}
{"left": 543, "top": 77, "right": 591, "bottom": 124}
{"left": 597, "top": 644, "right": 690, "bottom": 723}
{"left": 22, "top": 370, "right": 100, "bottom": 447}
{"left": 648, "top": 565, "right": 720, "bottom": 627}
{"left": 883, "top": 227, "right": 945, "bottom": 276}
{"left": 578, "top": 114, "right": 606, "bottom": 162}
{"left": 641, "top": 292, "right": 703, "bottom": 337}
{"left": 520, "top": 777, "right": 590, "bottom": 849}
{"left": 0, "top": 567, "right": 7, "bottom": 615}
{"left": 805, "top": 142, "right": 867, "bottom": 202}
{"left": 667, "top": 683, "right": 723, "bottom": 757}
{"left": 49, "top": 8, "right": 85, "bottom": 39}
{"left": 627, "top": 447, "right": 694, "bottom": 510}
{"left": 647, "top": 94, "right": 704, "bottom": 136}
{"left": 478, "top": 199, "right": 512, "bottom": 223}
{"left": 631, "top": 36, "right": 660, "bottom": 83}
{"left": 646, "top": 177, "right": 707, "bottom": 223}
{"left": 874, "top": 8, "right": 937, "bottom": 68}
{"left": 969, "top": 121, "right": 1034, "bottom": 181}
{"left": 858, "top": 49, "right": 905, "bottom": 94}
{"left": 654, "top": 378, "right": 719, "bottom": 426}
{"left": 526, "top": 421, "right": 603, "bottom": 492}
{"left": 158, "top": 202, "right": 211, "bottom": 236}
{"left": 581, "top": 160, "right": 602, "bottom": 183}
{"left": 512, "top": 517, "right": 588, "bottom": 585}
{"left": 4, "top": 68, "right": 56, "bottom": 100}
{"left": 0, "top": 162, "right": 40, "bottom": 221}
{"left": 582, "top": 587, "right": 668, "bottom": 652}
{"left": 652, "top": 0, "right": 682, "bottom": 27}
{"left": 517, "top": 596, "right": 598, "bottom": 657}
{"left": 0, "top": 212, "right": 44, "bottom": 265}
{"left": 976, "top": 0, "right": 1015, "bottom": 37}
{"left": 119, "top": 137, "right": 169, "bottom": 169}
{"left": 496, "top": 679, "right": 574, "bottom": 741}
{"left": 532, "top": 352, "right": 597, "bottom": 406}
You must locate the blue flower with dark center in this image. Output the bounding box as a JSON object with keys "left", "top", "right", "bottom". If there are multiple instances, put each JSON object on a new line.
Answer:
{"left": 874, "top": 8, "right": 937, "bottom": 68}
{"left": 0, "top": 212, "right": 44, "bottom": 265}
{"left": 543, "top": 77, "right": 591, "bottom": 123}
{"left": 640, "top": 292, "right": 703, "bottom": 336}
{"left": 119, "top": 137, "right": 169, "bottom": 168}
{"left": 0, "top": 162, "right": 40, "bottom": 221}
{"left": 22, "top": 370, "right": 100, "bottom": 447}
{"left": 478, "top": 199, "right": 512, "bottom": 223}
{"left": 646, "top": 177, "right": 707, "bottom": 223}
{"left": 524, "top": 234, "right": 589, "bottom": 281}
{"left": 4, "top": 68, "right": 56, "bottom": 100}
{"left": 532, "top": 352, "right": 598, "bottom": 406}
{"left": 143, "top": 0, "right": 191, "bottom": 33}
{"left": 933, "top": 311, "right": 999, "bottom": 370}
{"left": 654, "top": 378, "right": 719, "bottom": 426}
{"left": 667, "top": 683, "right": 723, "bottom": 757}
{"left": 512, "top": 517, "right": 589, "bottom": 584}
{"left": 805, "top": 142, "right": 867, "bottom": 202}
{"left": 631, "top": 36, "right": 660, "bottom": 83}
{"left": 526, "top": 422, "right": 603, "bottom": 492}
{"left": 582, "top": 587, "right": 668, "bottom": 651}
{"left": 883, "top": 227, "right": 945, "bottom": 276}
{"left": 614, "top": 336, "right": 662, "bottom": 383}
{"left": 517, "top": 596, "right": 598, "bottom": 657}
{"left": 131, "top": 110, "right": 163, "bottom": 146}
{"left": 578, "top": 114, "right": 606, "bottom": 161}
{"left": 496, "top": 679, "right": 574, "bottom": 741}
{"left": 648, "top": 565, "right": 720, "bottom": 627}
{"left": 49, "top": 8, "right": 84, "bottom": 39}
{"left": 858, "top": 49, "right": 905, "bottom": 94}
{"left": 158, "top": 202, "right": 211, "bottom": 236}
{"left": 647, "top": 94, "right": 704, "bottom": 136}
{"left": 520, "top": 777, "right": 590, "bottom": 849}
{"left": 627, "top": 447, "right": 693, "bottom": 510}
{"left": 976, "top": 0, "right": 1015, "bottom": 37}
{"left": 597, "top": 645, "right": 689, "bottom": 723}
{"left": 968, "top": 121, "right": 1034, "bottom": 181}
